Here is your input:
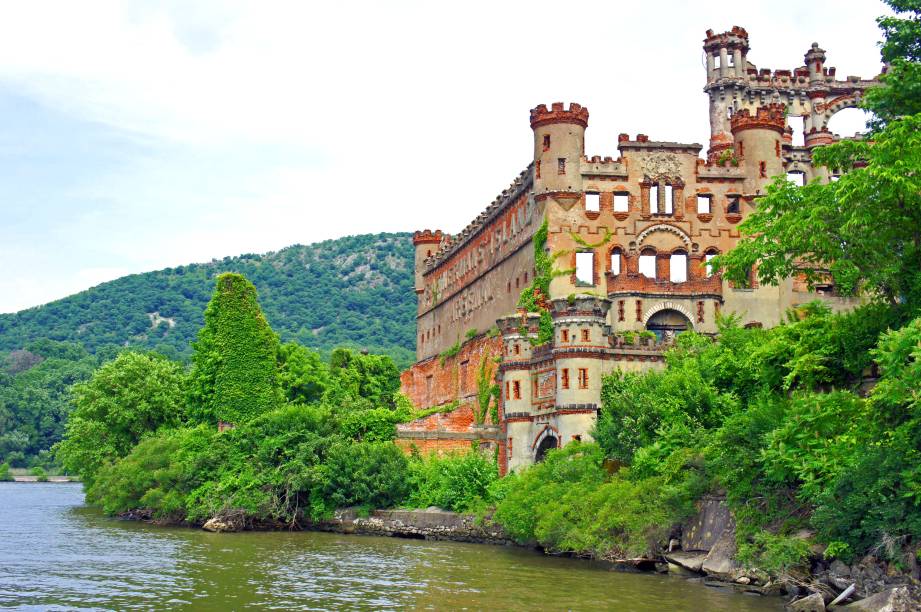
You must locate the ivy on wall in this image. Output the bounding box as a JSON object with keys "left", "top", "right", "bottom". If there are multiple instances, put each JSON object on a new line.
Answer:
{"left": 186, "top": 273, "right": 281, "bottom": 426}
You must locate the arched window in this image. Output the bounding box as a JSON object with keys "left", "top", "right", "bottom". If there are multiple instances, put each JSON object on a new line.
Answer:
{"left": 670, "top": 251, "right": 688, "bottom": 283}
{"left": 610, "top": 248, "right": 622, "bottom": 276}
{"left": 639, "top": 248, "right": 657, "bottom": 279}
{"left": 704, "top": 249, "right": 718, "bottom": 277}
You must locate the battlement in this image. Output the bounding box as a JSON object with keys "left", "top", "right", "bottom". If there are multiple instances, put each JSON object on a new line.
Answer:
{"left": 730, "top": 103, "right": 786, "bottom": 134}
{"left": 412, "top": 229, "right": 445, "bottom": 245}
{"left": 530, "top": 102, "right": 589, "bottom": 129}
{"left": 423, "top": 165, "right": 533, "bottom": 273}
{"left": 703, "top": 26, "right": 749, "bottom": 50}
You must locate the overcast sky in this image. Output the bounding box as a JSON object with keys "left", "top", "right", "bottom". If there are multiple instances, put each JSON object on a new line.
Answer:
{"left": 0, "top": 1, "right": 890, "bottom": 313}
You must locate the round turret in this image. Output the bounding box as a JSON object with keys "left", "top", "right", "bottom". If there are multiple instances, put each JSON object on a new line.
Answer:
{"left": 530, "top": 102, "right": 588, "bottom": 195}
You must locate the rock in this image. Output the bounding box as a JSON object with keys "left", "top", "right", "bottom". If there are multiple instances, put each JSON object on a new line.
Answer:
{"left": 682, "top": 495, "right": 733, "bottom": 552}
{"left": 830, "top": 560, "right": 852, "bottom": 578}
{"left": 787, "top": 592, "right": 826, "bottom": 612}
{"left": 736, "top": 576, "right": 751, "bottom": 585}
{"left": 701, "top": 525, "right": 739, "bottom": 578}
{"left": 843, "top": 586, "right": 915, "bottom": 611}
{"left": 665, "top": 551, "right": 708, "bottom": 573}
{"left": 202, "top": 517, "right": 237, "bottom": 532}
{"left": 787, "top": 593, "right": 825, "bottom": 612}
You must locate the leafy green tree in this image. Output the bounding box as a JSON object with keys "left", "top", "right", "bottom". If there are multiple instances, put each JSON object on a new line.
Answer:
{"left": 186, "top": 273, "right": 281, "bottom": 425}
{"left": 277, "top": 342, "right": 329, "bottom": 405}
{"left": 54, "top": 351, "right": 185, "bottom": 485}
{"left": 714, "top": 0, "right": 921, "bottom": 304}
{"left": 864, "top": 0, "right": 921, "bottom": 129}
{"left": 325, "top": 348, "right": 400, "bottom": 409}
{"left": 316, "top": 442, "right": 410, "bottom": 514}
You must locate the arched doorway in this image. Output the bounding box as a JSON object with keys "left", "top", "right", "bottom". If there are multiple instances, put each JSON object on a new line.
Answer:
{"left": 535, "top": 435, "right": 558, "bottom": 462}
{"left": 646, "top": 309, "right": 691, "bottom": 342}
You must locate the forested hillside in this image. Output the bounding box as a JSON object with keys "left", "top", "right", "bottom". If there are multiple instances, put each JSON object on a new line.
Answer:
{"left": 0, "top": 233, "right": 416, "bottom": 368}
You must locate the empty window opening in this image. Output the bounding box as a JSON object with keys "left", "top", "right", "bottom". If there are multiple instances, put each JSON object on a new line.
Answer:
{"left": 578, "top": 368, "right": 588, "bottom": 389}
{"left": 505, "top": 381, "right": 510, "bottom": 399}
{"left": 515, "top": 277, "right": 520, "bottom": 289}
{"left": 613, "top": 193, "right": 629, "bottom": 212}
{"left": 585, "top": 192, "right": 600, "bottom": 212}
{"left": 581, "top": 329, "right": 590, "bottom": 342}
{"left": 788, "top": 115, "right": 805, "bottom": 147}
{"left": 542, "top": 134, "right": 551, "bottom": 151}
{"left": 697, "top": 195, "right": 711, "bottom": 214}
{"left": 524, "top": 271, "right": 529, "bottom": 283}
{"left": 535, "top": 160, "right": 541, "bottom": 179}
{"left": 727, "top": 195, "right": 741, "bottom": 214}
{"left": 561, "top": 368, "right": 570, "bottom": 390}
{"left": 576, "top": 252, "right": 595, "bottom": 286}
{"left": 648, "top": 185, "right": 658, "bottom": 214}
{"left": 557, "top": 158, "right": 566, "bottom": 174}
{"left": 507, "top": 280, "right": 511, "bottom": 293}
{"left": 663, "top": 185, "right": 674, "bottom": 214}
{"left": 514, "top": 343, "right": 520, "bottom": 355}
{"left": 759, "top": 161, "right": 767, "bottom": 178}
{"left": 618, "top": 300, "right": 625, "bottom": 322}
{"left": 512, "top": 380, "right": 521, "bottom": 400}
{"left": 705, "top": 251, "right": 718, "bottom": 277}
{"left": 827, "top": 107, "right": 872, "bottom": 138}
{"left": 670, "top": 252, "right": 688, "bottom": 283}
{"left": 561, "top": 329, "right": 570, "bottom": 343}
{"left": 639, "top": 249, "right": 657, "bottom": 279}
{"left": 610, "top": 249, "right": 622, "bottom": 276}
{"left": 787, "top": 172, "right": 806, "bottom": 186}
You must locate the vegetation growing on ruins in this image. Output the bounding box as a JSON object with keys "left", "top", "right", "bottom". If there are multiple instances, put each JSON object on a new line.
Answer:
{"left": 0, "top": 233, "right": 416, "bottom": 368}
{"left": 186, "top": 274, "right": 281, "bottom": 425}
{"left": 491, "top": 0, "right": 921, "bottom": 575}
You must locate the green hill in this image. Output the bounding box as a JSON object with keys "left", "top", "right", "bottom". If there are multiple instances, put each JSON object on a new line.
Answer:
{"left": 0, "top": 232, "right": 417, "bottom": 368}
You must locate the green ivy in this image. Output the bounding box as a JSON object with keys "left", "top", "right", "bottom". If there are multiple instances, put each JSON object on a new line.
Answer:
{"left": 186, "top": 274, "right": 281, "bottom": 426}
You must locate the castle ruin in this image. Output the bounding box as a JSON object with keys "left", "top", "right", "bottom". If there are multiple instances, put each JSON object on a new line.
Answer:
{"left": 398, "top": 27, "right": 878, "bottom": 474}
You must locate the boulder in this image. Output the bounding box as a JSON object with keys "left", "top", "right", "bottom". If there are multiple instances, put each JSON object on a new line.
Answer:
{"left": 665, "top": 551, "right": 708, "bottom": 573}
{"left": 843, "top": 586, "right": 916, "bottom": 611}
{"left": 202, "top": 515, "right": 243, "bottom": 532}
{"left": 682, "top": 495, "right": 733, "bottom": 552}
{"left": 701, "top": 525, "right": 739, "bottom": 579}
{"left": 787, "top": 592, "right": 825, "bottom": 612}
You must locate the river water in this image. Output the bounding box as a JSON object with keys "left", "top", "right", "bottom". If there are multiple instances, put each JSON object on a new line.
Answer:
{"left": 0, "top": 483, "right": 781, "bottom": 611}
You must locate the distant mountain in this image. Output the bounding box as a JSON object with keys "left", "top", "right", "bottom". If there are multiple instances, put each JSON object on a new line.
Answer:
{"left": 0, "top": 233, "right": 417, "bottom": 368}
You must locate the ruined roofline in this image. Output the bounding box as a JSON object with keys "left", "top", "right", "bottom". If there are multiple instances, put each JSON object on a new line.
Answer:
{"left": 422, "top": 164, "right": 534, "bottom": 275}
{"left": 616, "top": 133, "right": 703, "bottom": 152}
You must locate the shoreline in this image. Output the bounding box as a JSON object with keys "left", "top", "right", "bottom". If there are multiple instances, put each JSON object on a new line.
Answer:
{"left": 113, "top": 505, "right": 921, "bottom": 610}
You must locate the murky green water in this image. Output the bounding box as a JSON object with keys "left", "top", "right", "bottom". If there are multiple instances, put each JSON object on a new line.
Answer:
{"left": 0, "top": 483, "right": 781, "bottom": 610}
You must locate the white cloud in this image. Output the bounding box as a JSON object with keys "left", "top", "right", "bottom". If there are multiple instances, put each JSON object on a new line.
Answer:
{"left": 0, "top": 0, "right": 892, "bottom": 312}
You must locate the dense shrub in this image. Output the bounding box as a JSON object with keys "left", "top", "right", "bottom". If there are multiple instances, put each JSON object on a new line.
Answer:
{"left": 407, "top": 450, "right": 499, "bottom": 512}
{"left": 0, "top": 462, "right": 11, "bottom": 481}
{"left": 317, "top": 442, "right": 411, "bottom": 514}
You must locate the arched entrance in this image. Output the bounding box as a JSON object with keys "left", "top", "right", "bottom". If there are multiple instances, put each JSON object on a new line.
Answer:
{"left": 646, "top": 309, "right": 691, "bottom": 342}
{"left": 535, "top": 435, "right": 559, "bottom": 462}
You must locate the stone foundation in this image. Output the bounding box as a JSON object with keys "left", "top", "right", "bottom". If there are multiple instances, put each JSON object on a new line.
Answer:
{"left": 311, "top": 508, "right": 512, "bottom": 546}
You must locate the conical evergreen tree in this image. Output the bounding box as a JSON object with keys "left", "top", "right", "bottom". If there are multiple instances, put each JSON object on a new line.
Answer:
{"left": 187, "top": 273, "right": 280, "bottom": 426}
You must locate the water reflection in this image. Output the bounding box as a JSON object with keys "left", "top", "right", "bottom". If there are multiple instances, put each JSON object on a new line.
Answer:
{"left": 0, "top": 483, "right": 781, "bottom": 611}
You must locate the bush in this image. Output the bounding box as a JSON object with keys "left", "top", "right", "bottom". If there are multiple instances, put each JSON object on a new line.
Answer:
{"left": 407, "top": 450, "right": 498, "bottom": 512}
{"left": 0, "top": 462, "right": 12, "bottom": 481}
{"left": 30, "top": 466, "right": 48, "bottom": 482}
{"left": 317, "top": 442, "right": 410, "bottom": 515}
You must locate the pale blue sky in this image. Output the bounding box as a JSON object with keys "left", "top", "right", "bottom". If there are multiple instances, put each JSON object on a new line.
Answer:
{"left": 0, "top": 1, "right": 889, "bottom": 313}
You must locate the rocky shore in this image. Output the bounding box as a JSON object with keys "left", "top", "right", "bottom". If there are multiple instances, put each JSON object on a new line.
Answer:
{"left": 121, "top": 497, "right": 920, "bottom": 611}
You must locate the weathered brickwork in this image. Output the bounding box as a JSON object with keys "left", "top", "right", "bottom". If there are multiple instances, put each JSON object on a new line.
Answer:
{"left": 399, "top": 27, "right": 877, "bottom": 473}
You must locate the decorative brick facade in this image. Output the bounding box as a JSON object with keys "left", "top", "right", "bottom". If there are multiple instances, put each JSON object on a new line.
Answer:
{"left": 399, "top": 27, "right": 875, "bottom": 473}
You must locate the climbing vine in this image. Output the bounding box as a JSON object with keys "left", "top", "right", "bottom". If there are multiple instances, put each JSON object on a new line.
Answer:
{"left": 473, "top": 349, "right": 500, "bottom": 425}
{"left": 570, "top": 227, "right": 612, "bottom": 249}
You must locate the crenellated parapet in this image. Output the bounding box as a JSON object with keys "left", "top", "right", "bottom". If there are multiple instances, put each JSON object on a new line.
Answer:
{"left": 412, "top": 229, "right": 444, "bottom": 245}
{"left": 423, "top": 165, "right": 533, "bottom": 274}
{"left": 730, "top": 103, "right": 786, "bottom": 135}
{"left": 529, "top": 102, "right": 589, "bottom": 129}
